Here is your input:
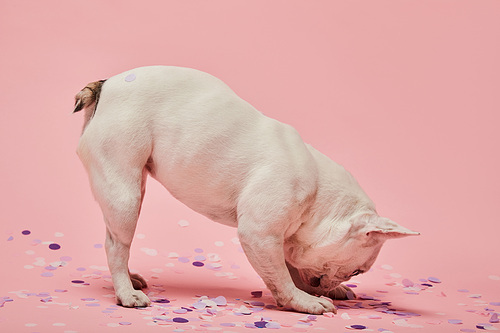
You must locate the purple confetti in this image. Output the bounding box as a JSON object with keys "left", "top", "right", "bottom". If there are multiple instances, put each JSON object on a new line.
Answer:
{"left": 7, "top": 236, "right": 14, "bottom": 241}
{"left": 178, "top": 257, "right": 190, "bottom": 263}
{"left": 476, "top": 323, "right": 495, "bottom": 330}
{"left": 251, "top": 301, "right": 265, "bottom": 307}
{"left": 153, "top": 299, "right": 170, "bottom": 303}
{"left": 71, "top": 280, "right": 85, "bottom": 284}
{"left": 460, "top": 329, "right": 476, "bottom": 333}
{"left": 193, "top": 301, "right": 206, "bottom": 309}
{"left": 22, "top": 230, "right": 31, "bottom": 235}
{"left": 251, "top": 291, "right": 263, "bottom": 298}
{"left": 93, "top": 243, "right": 103, "bottom": 248}
{"left": 346, "top": 284, "right": 358, "bottom": 288}
{"left": 349, "top": 325, "right": 367, "bottom": 330}
{"left": 220, "top": 323, "right": 236, "bottom": 327}
{"left": 41, "top": 272, "right": 53, "bottom": 277}
{"left": 254, "top": 321, "right": 267, "bottom": 328}
{"left": 458, "top": 289, "right": 470, "bottom": 293}
{"left": 490, "top": 302, "right": 500, "bottom": 306}
{"left": 125, "top": 73, "right": 136, "bottom": 82}
{"left": 428, "top": 276, "right": 441, "bottom": 283}
{"left": 49, "top": 243, "right": 61, "bottom": 250}
{"left": 266, "top": 322, "right": 281, "bottom": 329}
{"left": 172, "top": 317, "right": 189, "bottom": 323}
{"left": 45, "top": 266, "right": 57, "bottom": 271}
{"left": 490, "top": 313, "right": 499, "bottom": 323}
{"left": 173, "top": 309, "right": 188, "bottom": 314}
{"left": 54, "top": 289, "right": 67, "bottom": 293}
{"left": 213, "top": 296, "right": 227, "bottom": 306}
{"left": 76, "top": 267, "right": 86, "bottom": 271}
{"left": 194, "top": 248, "right": 204, "bottom": 253}
{"left": 85, "top": 303, "right": 100, "bottom": 307}
{"left": 449, "top": 319, "right": 463, "bottom": 324}
{"left": 192, "top": 261, "right": 204, "bottom": 267}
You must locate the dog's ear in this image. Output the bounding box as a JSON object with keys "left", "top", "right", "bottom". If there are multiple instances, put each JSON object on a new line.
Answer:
{"left": 365, "top": 217, "right": 420, "bottom": 239}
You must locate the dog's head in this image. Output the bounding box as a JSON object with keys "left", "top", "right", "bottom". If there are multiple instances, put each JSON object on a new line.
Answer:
{"left": 284, "top": 214, "right": 419, "bottom": 297}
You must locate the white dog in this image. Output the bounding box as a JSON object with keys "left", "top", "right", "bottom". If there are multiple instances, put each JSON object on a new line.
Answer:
{"left": 74, "top": 66, "right": 418, "bottom": 314}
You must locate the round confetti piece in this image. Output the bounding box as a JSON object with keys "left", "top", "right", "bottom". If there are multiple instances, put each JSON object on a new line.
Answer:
{"left": 22, "top": 230, "right": 31, "bottom": 235}
{"left": 178, "top": 257, "right": 190, "bottom": 263}
{"left": 49, "top": 243, "right": 61, "bottom": 250}
{"left": 41, "top": 272, "right": 53, "bottom": 277}
{"left": 178, "top": 219, "right": 189, "bottom": 227}
{"left": 192, "top": 261, "right": 204, "bottom": 267}
{"left": 153, "top": 299, "right": 170, "bottom": 303}
{"left": 194, "top": 248, "right": 204, "bottom": 253}
{"left": 266, "top": 322, "right": 281, "bottom": 329}
{"left": 428, "top": 276, "right": 441, "bottom": 283}
{"left": 172, "top": 317, "right": 189, "bottom": 323}
{"left": 125, "top": 73, "right": 136, "bottom": 82}
{"left": 348, "top": 324, "right": 367, "bottom": 330}
{"left": 94, "top": 243, "right": 103, "bottom": 248}
{"left": 213, "top": 296, "right": 227, "bottom": 306}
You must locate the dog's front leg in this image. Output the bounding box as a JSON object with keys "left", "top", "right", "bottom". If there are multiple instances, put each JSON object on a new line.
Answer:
{"left": 237, "top": 224, "right": 336, "bottom": 314}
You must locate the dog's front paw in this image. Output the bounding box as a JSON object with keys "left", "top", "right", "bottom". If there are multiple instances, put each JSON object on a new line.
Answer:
{"left": 117, "top": 290, "right": 151, "bottom": 308}
{"left": 281, "top": 289, "right": 337, "bottom": 314}
{"left": 328, "top": 284, "right": 356, "bottom": 300}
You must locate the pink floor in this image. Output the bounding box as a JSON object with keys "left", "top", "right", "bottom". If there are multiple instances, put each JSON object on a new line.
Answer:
{"left": 1, "top": 1, "right": 500, "bottom": 332}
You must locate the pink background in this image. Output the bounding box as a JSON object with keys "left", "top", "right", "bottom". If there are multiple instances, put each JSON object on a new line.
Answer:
{"left": 1, "top": 1, "right": 499, "bottom": 332}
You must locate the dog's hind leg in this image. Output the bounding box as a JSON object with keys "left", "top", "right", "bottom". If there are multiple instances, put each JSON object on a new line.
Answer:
{"left": 77, "top": 122, "right": 152, "bottom": 308}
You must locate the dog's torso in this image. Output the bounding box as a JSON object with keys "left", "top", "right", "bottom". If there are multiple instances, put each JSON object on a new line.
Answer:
{"left": 84, "top": 66, "right": 363, "bottom": 231}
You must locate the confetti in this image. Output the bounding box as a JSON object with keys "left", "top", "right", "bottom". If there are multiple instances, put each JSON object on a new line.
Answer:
{"left": 178, "top": 220, "right": 189, "bottom": 227}
{"left": 48, "top": 243, "right": 61, "bottom": 250}
{"left": 172, "top": 317, "right": 189, "bottom": 323}
{"left": 22, "top": 230, "right": 31, "bottom": 235}
{"left": 125, "top": 73, "right": 136, "bottom": 82}
{"left": 346, "top": 324, "right": 367, "bottom": 330}
{"left": 428, "top": 277, "right": 441, "bottom": 283}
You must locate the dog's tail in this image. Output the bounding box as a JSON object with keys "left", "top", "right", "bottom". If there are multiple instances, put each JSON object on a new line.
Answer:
{"left": 73, "top": 79, "right": 106, "bottom": 113}
{"left": 73, "top": 79, "right": 107, "bottom": 129}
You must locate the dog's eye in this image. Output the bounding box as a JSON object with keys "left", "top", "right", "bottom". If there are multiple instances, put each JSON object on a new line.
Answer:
{"left": 350, "top": 269, "right": 362, "bottom": 277}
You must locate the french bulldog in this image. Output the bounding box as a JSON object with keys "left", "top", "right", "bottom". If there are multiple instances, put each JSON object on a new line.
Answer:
{"left": 74, "top": 66, "right": 419, "bottom": 314}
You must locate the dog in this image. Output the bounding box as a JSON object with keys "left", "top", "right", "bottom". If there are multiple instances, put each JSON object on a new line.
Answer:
{"left": 74, "top": 66, "right": 419, "bottom": 314}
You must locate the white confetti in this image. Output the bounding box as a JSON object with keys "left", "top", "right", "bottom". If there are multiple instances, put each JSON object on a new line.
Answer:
{"left": 178, "top": 220, "right": 189, "bottom": 227}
